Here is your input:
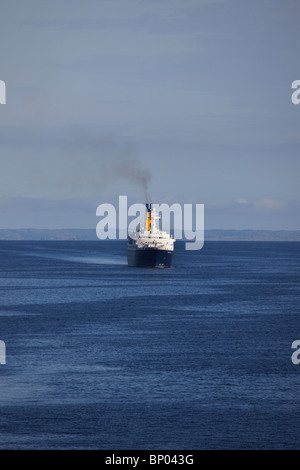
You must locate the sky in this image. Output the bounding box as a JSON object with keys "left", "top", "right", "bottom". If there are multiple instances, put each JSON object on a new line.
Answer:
{"left": 0, "top": 0, "right": 299, "bottom": 230}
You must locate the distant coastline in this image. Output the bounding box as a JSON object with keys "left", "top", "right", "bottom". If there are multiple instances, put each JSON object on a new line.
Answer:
{"left": 0, "top": 228, "right": 299, "bottom": 241}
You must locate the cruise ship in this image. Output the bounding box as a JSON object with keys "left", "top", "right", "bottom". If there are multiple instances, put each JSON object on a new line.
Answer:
{"left": 127, "top": 203, "right": 175, "bottom": 268}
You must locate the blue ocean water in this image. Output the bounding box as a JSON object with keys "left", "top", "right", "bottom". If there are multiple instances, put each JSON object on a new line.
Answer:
{"left": 0, "top": 240, "right": 299, "bottom": 450}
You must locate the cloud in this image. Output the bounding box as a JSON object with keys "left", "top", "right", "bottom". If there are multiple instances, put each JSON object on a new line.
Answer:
{"left": 234, "top": 198, "right": 284, "bottom": 211}
{"left": 205, "top": 198, "right": 298, "bottom": 230}
{"left": 253, "top": 199, "right": 284, "bottom": 210}
{"left": 208, "top": 198, "right": 286, "bottom": 215}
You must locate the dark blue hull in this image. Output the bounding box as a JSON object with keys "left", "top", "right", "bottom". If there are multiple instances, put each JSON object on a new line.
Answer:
{"left": 127, "top": 246, "right": 173, "bottom": 268}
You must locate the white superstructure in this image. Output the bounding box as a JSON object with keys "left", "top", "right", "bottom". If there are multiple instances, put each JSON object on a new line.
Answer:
{"left": 129, "top": 205, "right": 175, "bottom": 251}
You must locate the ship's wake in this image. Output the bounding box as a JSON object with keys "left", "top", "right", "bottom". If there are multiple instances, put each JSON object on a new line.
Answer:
{"left": 65, "top": 254, "right": 127, "bottom": 265}
{"left": 23, "top": 252, "right": 127, "bottom": 265}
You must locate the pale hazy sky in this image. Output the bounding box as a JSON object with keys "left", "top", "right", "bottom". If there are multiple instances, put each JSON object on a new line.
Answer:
{"left": 0, "top": 0, "right": 299, "bottom": 229}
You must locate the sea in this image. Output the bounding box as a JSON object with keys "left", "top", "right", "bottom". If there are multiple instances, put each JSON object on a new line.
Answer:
{"left": 0, "top": 240, "right": 299, "bottom": 450}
